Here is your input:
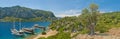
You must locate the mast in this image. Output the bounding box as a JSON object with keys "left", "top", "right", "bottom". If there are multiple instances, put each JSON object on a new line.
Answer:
{"left": 19, "top": 19, "right": 22, "bottom": 30}
{"left": 0, "top": 9, "right": 2, "bottom": 22}
{"left": 13, "top": 13, "right": 16, "bottom": 29}
{"left": 13, "top": 18, "right": 15, "bottom": 29}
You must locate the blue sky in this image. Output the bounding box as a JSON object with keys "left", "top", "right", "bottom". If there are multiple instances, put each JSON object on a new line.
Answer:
{"left": 0, "top": 0, "right": 120, "bottom": 17}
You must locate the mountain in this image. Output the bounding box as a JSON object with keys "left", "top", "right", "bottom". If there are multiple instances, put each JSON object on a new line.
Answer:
{"left": 0, "top": 6, "right": 56, "bottom": 19}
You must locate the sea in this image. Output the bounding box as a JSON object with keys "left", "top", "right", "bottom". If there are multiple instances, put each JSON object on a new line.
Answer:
{"left": 0, "top": 22, "right": 50, "bottom": 39}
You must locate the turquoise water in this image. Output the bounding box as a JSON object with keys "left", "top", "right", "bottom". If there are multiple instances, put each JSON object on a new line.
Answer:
{"left": 0, "top": 22, "right": 50, "bottom": 39}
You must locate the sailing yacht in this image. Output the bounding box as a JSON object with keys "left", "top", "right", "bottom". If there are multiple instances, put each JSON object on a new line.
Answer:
{"left": 11, "top": 19, "right": 24, "bottom": 36}
{"left": 18, "top": 19, "right": 24, "bottom": 35}
{"left": 11, "top": 29, "right": 24, "bottom": 36}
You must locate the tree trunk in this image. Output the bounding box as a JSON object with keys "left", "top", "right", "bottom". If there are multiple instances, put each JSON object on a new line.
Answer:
{"left": 88, "top": 23, "right": 95, "bottom": 36}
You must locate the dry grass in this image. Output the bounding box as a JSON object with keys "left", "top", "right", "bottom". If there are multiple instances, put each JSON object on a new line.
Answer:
{"left": 72, "top": 28, "right": 120, "bottom": 39}
{"left": 33, "top": 30, "right": 58, "bottom": 39}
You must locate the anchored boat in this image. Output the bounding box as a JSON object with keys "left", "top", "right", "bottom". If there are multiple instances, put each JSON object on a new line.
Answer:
{"left": 11, "top": 19, "right": 24, "bottom": 36}
{"left": 22, "top": 28, "right": 35, "bottom": 34}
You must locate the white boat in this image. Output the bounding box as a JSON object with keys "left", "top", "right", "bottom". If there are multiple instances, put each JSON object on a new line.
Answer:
{"left": 22, "top": 28, "right": 34, "bottom": 34}
{"left": 34, "top": 24, "right": 39, "bottom": 26}
{"left": 11, "top": 19, "right": 24, "bottom": 36}
{"left": 11, "top": 29, "right": 18, "bottom": 35}
{"left": 11, "top": 29, "right": 24, "bottom": 36}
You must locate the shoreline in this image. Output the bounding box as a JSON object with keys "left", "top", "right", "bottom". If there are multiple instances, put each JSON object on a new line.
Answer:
{"left": 33, "top": 30, "right": 58, "bottom": 39}
{"left": 25, "top": 29, "right": 58, "bottom": 39}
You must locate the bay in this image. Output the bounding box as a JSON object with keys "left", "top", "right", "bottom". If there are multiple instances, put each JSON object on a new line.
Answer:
{"left": 0, "top": 22, "right": 50, "bottom": 39}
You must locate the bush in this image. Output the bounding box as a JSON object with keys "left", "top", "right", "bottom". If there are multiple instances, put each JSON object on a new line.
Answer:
{"left": 80, "top": 28, "right": 89, "bottom": 34}
{"left": 42, "top": 31, "right": 46, "bottom": 35}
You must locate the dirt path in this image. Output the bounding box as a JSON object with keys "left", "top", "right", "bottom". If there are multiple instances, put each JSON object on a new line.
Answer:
{"left": 73, "top": 28, "right": 120, "bottom": 39}
{"left": 33, "top": 30, "right": 58, "bottom": 39}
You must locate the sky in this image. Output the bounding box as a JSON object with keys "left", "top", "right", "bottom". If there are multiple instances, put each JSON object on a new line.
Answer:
{"left": 0, "top": 0, "right": 120, "bottom": 17}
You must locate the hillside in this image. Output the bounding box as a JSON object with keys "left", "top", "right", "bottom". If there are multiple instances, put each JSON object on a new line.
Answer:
{"left": 0, "top": 6, "right": 56, "bottom": 22}
{"left": 47, "top": 4, "right": 120, "bottom": 39}
{"left": 50, "top": 11, "right": 120, "bottom": 32}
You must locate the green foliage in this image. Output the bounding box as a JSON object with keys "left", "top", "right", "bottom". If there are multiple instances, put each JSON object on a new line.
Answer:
{"left": 80, "top": 28, "right": 89, "bottom": 34}
{"left": 38, "top": 3, "right": 120, "bottom": 39}
{"left": 95, "top": 12, "right": 120, "bottom": 33}
{"left": 0, "top": 6, "right": 56, "bottom": 22}
{"left": 50, "top": 16, "right": 81, "bottom": 33}
{"left": 50, "top": 12, "right": 120, "bottom": 35}
{"left": 49, "top": 4, "right": 120, "bottom": 35}
{"left": 42, "top": 32, "right": 46, "bottom": 35}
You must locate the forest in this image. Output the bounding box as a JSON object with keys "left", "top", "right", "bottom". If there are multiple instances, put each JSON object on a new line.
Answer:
{"left": 0, "top": 6, "right": 56, "bottom": 22}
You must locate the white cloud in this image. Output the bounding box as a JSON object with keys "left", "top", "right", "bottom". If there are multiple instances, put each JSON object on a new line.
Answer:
{"left": 56, "top": 14, "right": 80, "bottom": 17}
{"left": 55, "top": 9, "right": 115, "bottom": 17}
{"left": 55, "top": 9, "right": 81, "bottom": 17}
{"left": 100, "top": 11, "right": 105, "bottom": 13}
{"left": 100, "top": 11, "right": 113, "bottom": 13}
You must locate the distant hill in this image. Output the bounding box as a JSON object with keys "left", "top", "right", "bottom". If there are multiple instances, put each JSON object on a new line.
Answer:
{"left": 0, "top": 6, "right": 56, "bottom": 19}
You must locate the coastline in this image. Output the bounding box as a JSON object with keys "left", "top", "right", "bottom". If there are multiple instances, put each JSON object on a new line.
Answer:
{"left": 34, "top": 30, "right": 58, "bottom": 39}
{"left": 25, "top": 29, "right": 58, "bottom": 39}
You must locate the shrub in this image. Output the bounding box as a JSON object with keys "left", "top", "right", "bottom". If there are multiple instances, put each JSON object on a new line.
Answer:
{"left": 42, "top": 31, "right": 46, "bottom": 35}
